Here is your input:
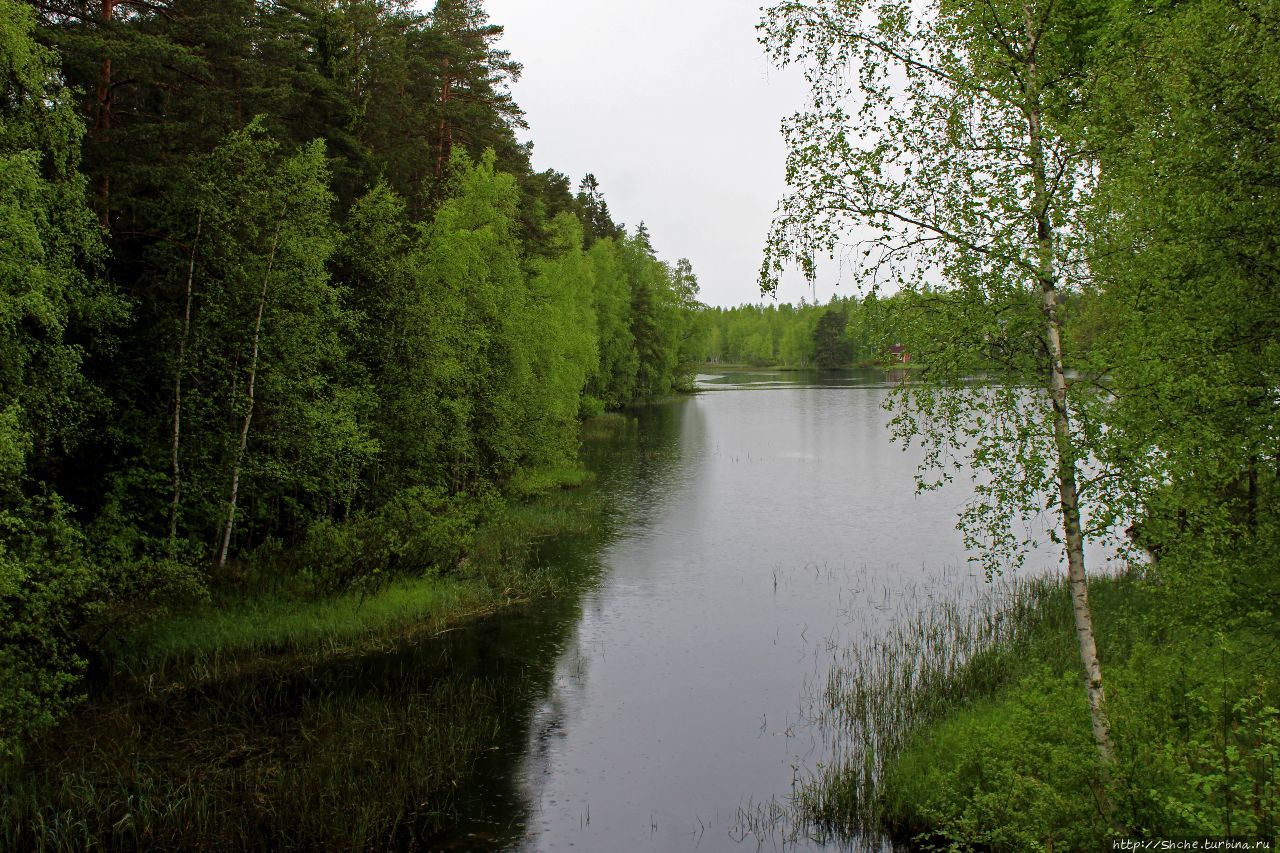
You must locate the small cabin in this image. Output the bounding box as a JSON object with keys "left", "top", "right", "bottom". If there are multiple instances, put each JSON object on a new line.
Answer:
{"left": 888, "top": 343, "right": 911, "bottom": 364}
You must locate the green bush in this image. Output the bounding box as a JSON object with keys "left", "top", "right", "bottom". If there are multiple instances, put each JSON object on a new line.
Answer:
{"left": 296, "top": 486, "right": 482, "bottom": 595}
{"left": 1109, "top": 635, "right": 1280, "bottom": 837}
{"left": 884, "top": 669, "right": 1106, "bottom": 851}
{"left": 1, "top": 491, "right": 210, "bottom": 760}
{"left": 0, "top": 498, "right": 98, "bottom": 760}
{"left": 1150, "top": 689, "right": 1279, "bottom": 837}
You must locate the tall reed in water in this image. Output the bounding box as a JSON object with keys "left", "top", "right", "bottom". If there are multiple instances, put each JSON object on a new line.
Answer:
{"left": 800, "top": 571, "right": 1071, "bottom": 831}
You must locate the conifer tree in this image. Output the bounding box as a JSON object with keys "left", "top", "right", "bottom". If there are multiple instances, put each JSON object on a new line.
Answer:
{"left": 0, "top": 0, "right": 117, "bottom": 756}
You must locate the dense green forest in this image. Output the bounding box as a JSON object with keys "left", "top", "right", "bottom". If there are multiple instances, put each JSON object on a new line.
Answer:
{"left": 691, "top": 292, "right": 1097, "bottom": 370}
{"left": 1, "top": 0, "right": 702, "bottom": 758}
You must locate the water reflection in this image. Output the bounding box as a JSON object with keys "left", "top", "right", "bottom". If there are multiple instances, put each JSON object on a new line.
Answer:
{"left": 434, "top": 373, "right": 942, "bottom": 850}
{"left": 437, "top": 370, "right": 1109, "bottom": 851}
{"left": 434, "top": 401, "right": 693, "bottom": 848}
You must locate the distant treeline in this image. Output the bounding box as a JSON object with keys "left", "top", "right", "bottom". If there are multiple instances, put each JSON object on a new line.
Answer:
{"left": 691, "top": 291, "right": 1107, "bottom": 370}
{"left": 2, "top": 0, "right": 699, "bottom": 754}
{"left": 692, "top": 295, "right": 897, "bottom": 368}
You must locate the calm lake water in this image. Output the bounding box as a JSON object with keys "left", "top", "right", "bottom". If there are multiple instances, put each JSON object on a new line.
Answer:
{"left": 15, "top": 369, "right": 1122, "bottom": 851}
{"left": 432, "top": 369, "right": 1103, "bottom": 851}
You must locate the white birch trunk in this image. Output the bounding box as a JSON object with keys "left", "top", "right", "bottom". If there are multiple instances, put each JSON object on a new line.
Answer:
{"left": 217, "top": 228, "right": 279, "bottom": 571}
{"left": 1023, "top": 1, "right": 1116, "bottom": 769}
{"left": 169, "top": 213, "right": 201, "bottom": 555}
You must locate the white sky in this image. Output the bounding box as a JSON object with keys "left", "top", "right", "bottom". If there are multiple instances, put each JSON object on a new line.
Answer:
{"left": 480, "top": 0, "right": 841, "bottom": 308}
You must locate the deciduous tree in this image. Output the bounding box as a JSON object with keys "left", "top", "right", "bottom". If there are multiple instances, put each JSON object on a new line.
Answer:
{"left": 761, "top": 0, "right": 1120, "bottom": 777}
{"left": 0, "top": 0, "right": 118, "bottom": 756}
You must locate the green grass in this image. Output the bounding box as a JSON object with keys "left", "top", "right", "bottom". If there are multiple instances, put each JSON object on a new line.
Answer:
{"left": 505, "top": 463, "right": 594, "bottom": 498}
{"left": 805, "top": 547, "right": 1280, "bottom": 850}
{"left": 113, "top": 573, "right": 495, "bottom": 679}
{"left": 882, "top": 678, "right": 1101, "bottom": 850}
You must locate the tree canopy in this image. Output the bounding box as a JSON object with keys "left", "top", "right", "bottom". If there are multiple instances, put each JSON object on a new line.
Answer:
{"left": 1, "top": 0, "right": 701, "bottom": 756}
{"left": 761, "top": 0, "right": 1280, "bottom": 835}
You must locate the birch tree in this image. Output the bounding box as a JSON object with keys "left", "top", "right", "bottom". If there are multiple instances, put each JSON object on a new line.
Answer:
{"left": 176, "top": 124, "right": 375, "bottom": 569}
{"left": 760, "top": 0, "right": 1122, "bottom": 775}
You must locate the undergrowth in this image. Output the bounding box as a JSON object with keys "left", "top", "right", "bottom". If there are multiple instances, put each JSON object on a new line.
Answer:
{"left": 2, "top": 462, "right": 609, "bottom": 849}
{"left": 803, "top": 544, "right": 1280, "bottom": 850}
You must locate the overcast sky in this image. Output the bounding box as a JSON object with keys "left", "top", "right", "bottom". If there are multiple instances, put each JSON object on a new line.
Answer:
{"left": 479, "top": 0, "right": 838, "bottom": 308}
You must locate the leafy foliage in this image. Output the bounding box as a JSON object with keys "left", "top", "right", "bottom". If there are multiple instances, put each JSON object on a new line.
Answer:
{"left": 0, "top": 0, "right": 118, "bottom": 758}
{"left": 2, "top": 0, "right": 699, "bottom": 756}
{"left": 761, "top": 0, "right": 1280, "bottom": 842}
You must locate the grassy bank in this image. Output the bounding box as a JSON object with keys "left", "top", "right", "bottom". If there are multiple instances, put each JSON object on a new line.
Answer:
{"left": 1, "top": 462, "right": 611, "bottom": 850}
{"left": 116, "top": 471, "right": 599, "bottom": 676}
{"left": 806, "top": 545, "right": 1280, "bottom": 849}
{"left": 108, "top": 476, "right": 599, "bottom": 686}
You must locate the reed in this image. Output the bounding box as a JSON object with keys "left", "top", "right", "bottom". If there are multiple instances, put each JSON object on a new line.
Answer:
{"left": 2, "top": 477, "right": 612, "bottom": 849}
{"left": 799, "top": 570, "right": 1073, "bottom": 832}
{"left": 1, "top": 663, "right": 517, "bottom": 850}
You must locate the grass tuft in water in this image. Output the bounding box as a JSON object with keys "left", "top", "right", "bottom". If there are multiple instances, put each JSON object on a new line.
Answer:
{"left": 3, "top": 474, "right": 615, "bottom": 850}
{"left": 799, "top": 571, "right": 1067, "bottom": 834}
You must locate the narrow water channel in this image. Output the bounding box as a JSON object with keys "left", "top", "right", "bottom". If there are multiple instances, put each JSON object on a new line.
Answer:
{"left": 435, "top": 369, "right": 1092, "bottom": 850}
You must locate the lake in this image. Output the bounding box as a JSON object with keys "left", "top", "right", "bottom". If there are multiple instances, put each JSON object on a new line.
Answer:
{"left": 13, "top": 368, "right": 1105, "bottom": 850}
{"left": 433, "top": 368, "right": 1100, "bottom": 850}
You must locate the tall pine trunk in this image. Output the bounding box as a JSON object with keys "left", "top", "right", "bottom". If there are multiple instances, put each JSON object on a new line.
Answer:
{"left": 94, "top": 0, "right": 116, "bottom": 228}
{"left": 1023, "top": 2, "right": 1116, "bottom": 772}
{"left": 217, "top": 228, "right": 279, "bottom": 570}
{"left": 434, "top": 56, "right": 452, "bottom": 180}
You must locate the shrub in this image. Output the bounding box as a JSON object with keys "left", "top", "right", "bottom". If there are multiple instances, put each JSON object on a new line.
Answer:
{"left": 297, "top": 486, "right": 482, "bottom": 595}
{"left": 0, "top": 497, "right": 98, "bottom": 759}
{"left": 883, "top": 668, "right": 1106, "bottom": 851}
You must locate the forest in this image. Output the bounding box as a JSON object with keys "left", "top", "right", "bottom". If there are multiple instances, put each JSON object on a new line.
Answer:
{"left": 693, "top": 296, "right": 889, "bottom": 369}
{"left": 3, "top": 0, "right": 1279, "bottom": 847}
{"left": 2, "top": 0, "right": 702, "bottom": 760}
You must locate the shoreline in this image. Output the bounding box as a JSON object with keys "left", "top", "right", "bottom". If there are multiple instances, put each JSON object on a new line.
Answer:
{"left": 805, "top": 544, "right": 1280, "bottom": 848}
